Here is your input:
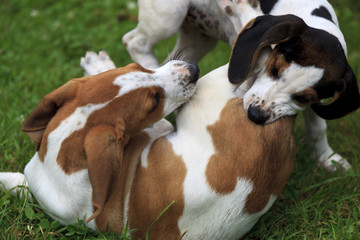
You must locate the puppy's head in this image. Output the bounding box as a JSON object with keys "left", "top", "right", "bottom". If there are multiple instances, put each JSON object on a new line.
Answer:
{"left": 228, "top": 14, "right": 360, "bottom": 124}
{"left": 22, "top": 61, "right": 199, "bottom": 150}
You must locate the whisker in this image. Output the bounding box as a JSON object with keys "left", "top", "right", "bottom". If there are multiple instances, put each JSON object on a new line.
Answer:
{"left": 163, "top": 44, "right": 194, "bottom": 64}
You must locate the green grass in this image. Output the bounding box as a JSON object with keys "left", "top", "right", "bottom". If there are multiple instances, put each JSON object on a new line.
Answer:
{"left": 0, "top": 0, "right": 359, "bottom": 239}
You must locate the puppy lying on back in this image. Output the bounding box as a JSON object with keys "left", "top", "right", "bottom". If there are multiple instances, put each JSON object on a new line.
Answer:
{"left": 0, "top": 53, "right": 199, "bottom": 230}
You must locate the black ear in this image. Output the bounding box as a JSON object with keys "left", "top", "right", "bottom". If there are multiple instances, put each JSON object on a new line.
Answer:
{"left": 228, "top": 14, "right": 307, "bottom": 84}
{"left": 311, "top": 64, "right": 360, "bottom": 119}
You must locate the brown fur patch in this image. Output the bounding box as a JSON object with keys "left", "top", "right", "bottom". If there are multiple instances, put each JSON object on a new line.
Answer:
{"left": 128, "top": 137, "right": 186, "bottom": 239}
{"left": 33, "top": 63, "right": 153, "bottom": 163}
{"left": 292, "top": 87, "right": 319, "bottom": 106}
{"left": 57, "top": 86, "right": 165, "bottom": 174}
{"left": 94, "top": 131, "right": 151, "bottom": 232}
{"left": 206, "top": 98, "right": 296, "bottom": 214}
{"left": 265, "top": 50, "right": 291, "bottom": 79}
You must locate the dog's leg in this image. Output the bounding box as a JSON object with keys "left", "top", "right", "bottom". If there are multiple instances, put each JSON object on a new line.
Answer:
{"left": 165, "top": 21, "right": 218, "bottom": 64}
{"left": 303, "top": 107, "right": 352, "bottom": 171}
{"left": 0, "top": 172, "right": 33, "bottom": 201}
{"left": 232, "top": 0, "right": 262, "bottom": 28}
{"left": 80, "top": 51, "right": 116, "bottom": 76}
{"left": 122, "top": 0, "right": 189, "bottom": 68}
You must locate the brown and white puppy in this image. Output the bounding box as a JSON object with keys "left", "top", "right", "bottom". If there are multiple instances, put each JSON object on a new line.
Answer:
{"left": 84, "top": 57, "right": 296, "bottom": 238}
{"left": 0, "top": 52, "right": 199, "bottom": 230}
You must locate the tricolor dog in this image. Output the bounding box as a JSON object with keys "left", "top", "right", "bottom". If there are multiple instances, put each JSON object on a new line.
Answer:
{"left": 123, "top": 0, "right": 360, "bottom": 171}
{"left": 0, "top": 52, "right": 199, "bottom": 229}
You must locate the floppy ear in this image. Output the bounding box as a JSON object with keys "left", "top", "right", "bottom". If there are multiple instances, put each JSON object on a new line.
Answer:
{"left": 228, "top": 14, "right": 307, "bottom": 84}
{"left": 22, "top": 81, "right": 76, "bottom": 150}
{"left": 311, "top": 64, "right": 360, "bottom": 119}
{"left": 85, "top": 119, "right": 128, "bottom": 223}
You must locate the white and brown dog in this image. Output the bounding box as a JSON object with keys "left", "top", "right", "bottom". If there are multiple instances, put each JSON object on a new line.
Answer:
{"left": 73, "top": 47, "right": 297, "bottom": 238}
{"left": 0, "top": 52, "right": 199, "bottom": 229}
{"left": 123, "top": 0, "right": 360, "bottom": 171}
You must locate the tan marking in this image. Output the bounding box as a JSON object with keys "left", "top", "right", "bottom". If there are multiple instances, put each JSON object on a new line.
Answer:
{"left": 248, "top": 0, "right": 258, "bottom": 8}
{"left": 128, "top": 137, "right": 186, "bottom": 239}
{"left": 225, "top": 6, "right": 234, "bottom": 16}
{"left": 26, "top": 63, "right": 153, "bottom": 162}
{"left": 206, "top": 98, "right": 296, "bottom": 213}
{"left": 293, "top": 87, "right": 319, "bottom": 106}
{"left": 265, "top": 50, "right": 291, "bottom": 79}
{"left": 94, "top": 131, "right": 151, "bottom": 232}
{"left": 57, "top": 86, "right": 165, "bottom": 174}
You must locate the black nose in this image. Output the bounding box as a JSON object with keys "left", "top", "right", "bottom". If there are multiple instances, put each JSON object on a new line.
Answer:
{"left": 187, "top": 62, "right": 200, "bottom": 82}
{"left": 247, "top": 105, "right": 270, "bottom": 125}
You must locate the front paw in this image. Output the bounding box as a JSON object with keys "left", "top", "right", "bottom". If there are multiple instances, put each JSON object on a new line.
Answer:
{"left": 80, "top": 51, "right": 116, "bottom": 76}
{"left": 315, "top": 151, "right": 352, "bottom": 172}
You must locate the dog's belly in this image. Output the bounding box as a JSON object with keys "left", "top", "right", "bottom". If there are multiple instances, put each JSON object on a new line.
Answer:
{"left": 175, "top": 140, "right": 277, "bottom": 239}
{"left": 185, "top": 1, "right": 237, "bottom": 44}
{"left": 24, "top": 153, "right": 95, "bottom": 229}
{"left": 179, "top": 176, "right": 276, "bottom": 239}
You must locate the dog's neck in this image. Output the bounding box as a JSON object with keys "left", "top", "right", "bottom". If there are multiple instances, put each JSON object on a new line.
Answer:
{"left": 175, "top": 64, "right": 245, "bottom": 132}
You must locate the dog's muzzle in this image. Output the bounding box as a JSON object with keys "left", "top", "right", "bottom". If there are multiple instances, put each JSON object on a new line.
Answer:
{"left": 247, "top": 105, "right": 270, "bottom": 125}
{"left": 187, "top": 62, "right": 200, "bottom": 83}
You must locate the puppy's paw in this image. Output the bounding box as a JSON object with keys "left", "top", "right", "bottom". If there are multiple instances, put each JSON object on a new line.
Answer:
{"left": 315, "top": 151, "right": 352, "bottom": 172}
{"left": 0, "top": 172, "right": 33, "bottom": 201}
{"left": 80, "top": 51, "right": 116, "bottom": 76}
{"left": 145, "top": 119, "right": 174, "bottom": 140}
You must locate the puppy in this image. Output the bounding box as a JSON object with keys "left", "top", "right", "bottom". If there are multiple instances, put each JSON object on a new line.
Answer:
{"left": 123, "top": 0, "right": 360, "bottom": 171}
{"left": 83, "top": 54, "right": 296, "bottom": 238}
{"left": 0, "top": 53, "right": 199, "bottom": 230}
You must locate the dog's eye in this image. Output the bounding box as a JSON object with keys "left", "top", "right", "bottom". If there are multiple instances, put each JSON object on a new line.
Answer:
{"left": 292, "top": 94, "right": 309, "bottom": 104}
{"left": 271, "top": 67, "right": 279, "bottom": 80}
{"left": 149, "top": 92, "right": 161, "bottom": 113}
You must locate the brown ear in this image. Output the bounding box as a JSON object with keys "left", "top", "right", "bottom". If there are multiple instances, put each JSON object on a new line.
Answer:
{"left": 311, "top": 64, "right": 360, "bottom": 119}
{"left": 22, "top": 81, "right": 76, "bottom": 150}
{"left": 85, "top": 120, "right": 127, "bottom": 223}
{"left": 228, "top": 14, "right": 307, "bottom": 84}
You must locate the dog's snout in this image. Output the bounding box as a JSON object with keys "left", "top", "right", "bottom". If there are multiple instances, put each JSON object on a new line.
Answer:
{"left": 187, "top": 62, "right": 200, "bottom": 83}
{"left": 247, "top": 105, "right": 270, "bottom": 125}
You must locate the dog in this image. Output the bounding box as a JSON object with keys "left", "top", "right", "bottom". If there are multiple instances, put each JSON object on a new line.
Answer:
{"left": 123, "top": 0, "right": 360, "bottom": 171}
{"left": 0, "top": 51, "right": 200, "bottom": 229}
{"left": 76, "top": 35, "right": 297, "bottom": 238}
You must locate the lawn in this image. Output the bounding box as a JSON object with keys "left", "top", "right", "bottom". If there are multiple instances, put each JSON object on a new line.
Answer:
{"left": 0, "top": 0, "right": 359, "bottom": 239}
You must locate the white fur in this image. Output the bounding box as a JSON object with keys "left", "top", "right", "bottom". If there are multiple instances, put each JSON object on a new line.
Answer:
{"left": 81, "top": 51, "right": 116, "bottom": 76}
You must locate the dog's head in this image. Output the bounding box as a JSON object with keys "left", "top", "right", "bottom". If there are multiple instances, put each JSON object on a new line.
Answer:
{"left": 22, "top": 60, "right": 199, "bottom": 150}
{"left": 228, "top": 14, "right": 360, "bottom": 124}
